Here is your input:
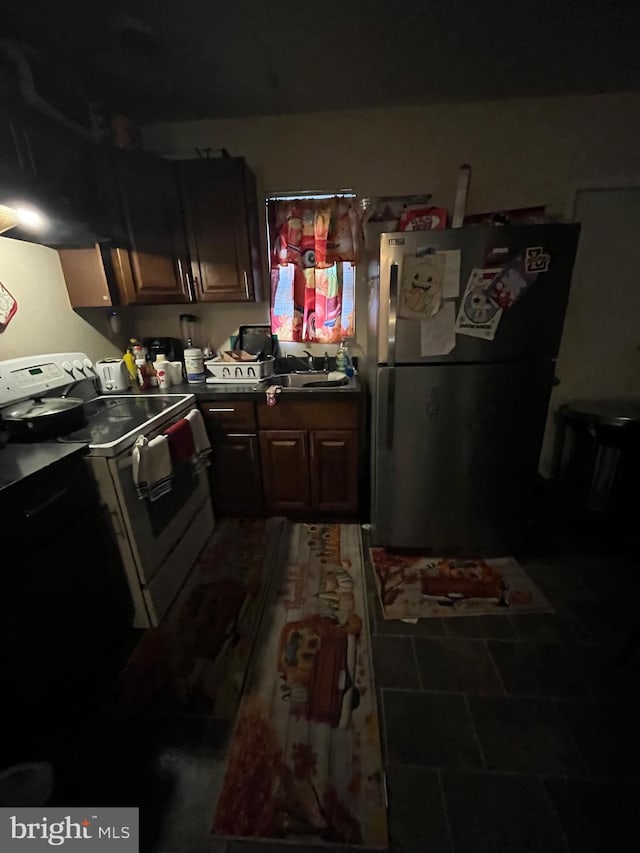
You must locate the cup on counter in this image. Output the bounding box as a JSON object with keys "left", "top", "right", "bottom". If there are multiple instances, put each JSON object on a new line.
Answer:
{"left": 168, "top": 361, "right": 184, "bottom": 386}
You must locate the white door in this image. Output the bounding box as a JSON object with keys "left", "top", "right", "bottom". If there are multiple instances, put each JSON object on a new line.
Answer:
{"left": 539, "top": 188, "right": 640, "bottom": 476}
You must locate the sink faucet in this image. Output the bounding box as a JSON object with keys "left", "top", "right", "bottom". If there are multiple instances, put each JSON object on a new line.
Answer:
{"left": 303, "top": 349, "right": 314, "bottom": 370}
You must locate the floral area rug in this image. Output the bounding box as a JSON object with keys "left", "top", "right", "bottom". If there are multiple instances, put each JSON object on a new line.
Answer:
{"left": 113, "top": 518, "right": 284, "bottom": 719}
{"left": 212, "top": 523, "right": 388, "bottom": 849}
{"left": 371, "top": 548, "right": 553, "bottom": 620}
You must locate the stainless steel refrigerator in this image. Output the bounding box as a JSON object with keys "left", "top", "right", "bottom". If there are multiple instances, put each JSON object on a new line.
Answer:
{"left": 368, "top": 223, "right": 581, "bottom": 554}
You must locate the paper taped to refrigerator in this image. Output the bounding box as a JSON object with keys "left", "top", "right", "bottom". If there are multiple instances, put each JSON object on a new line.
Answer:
{"left": 421, "top": 301, "right": 456, "bottom": 356}
{"left": 455, "top": 267, "right": 503, "bottom": 340}
{"left": 400, "top": 253, "right": 444, "bottom": 318}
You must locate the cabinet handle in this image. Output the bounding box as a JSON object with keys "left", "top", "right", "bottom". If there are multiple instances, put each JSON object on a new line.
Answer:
{"left": 243, "top": 269, "right": 249, "bottom": 298}
{"left": 275, "top": 440, "right": 296, "bottom": 447}
{"left": 208, "top": 408, "right": 235, "bottom": 413}
{"left": 227, "top": 433, "right": 256, "bottom": 437}
{"left": 24, "top": 486, "right": 69, "bottom": 519}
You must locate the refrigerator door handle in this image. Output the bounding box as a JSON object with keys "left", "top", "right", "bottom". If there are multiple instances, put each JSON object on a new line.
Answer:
{"left": 386, "top": 263, "right": 399, "bottom": 449}
{"left": 389, "top": 262, "right": 398, "bottom": 368}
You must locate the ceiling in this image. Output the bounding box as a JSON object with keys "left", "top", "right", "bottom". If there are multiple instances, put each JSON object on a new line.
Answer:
{"left": 2, "top": 0, "right": 640, "bottom": 124}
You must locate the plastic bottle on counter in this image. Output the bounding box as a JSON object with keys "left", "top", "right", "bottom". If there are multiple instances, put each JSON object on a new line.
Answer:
{"left": 184, "top": 338, "right": 205, "bottom": 384}
{"left": 336, "top": 340, "right": 349, "bottom": 373}
{"left": 122, "top": 342, "right": 137, "bottom": 381}
{"left": 154, "top": 354, "right": 171, "bottom": 389}
{"left": 135, "top": 357, "right": 152, "bottom": 390}
{"left": 146, "top": 355, "right": 159, "bottom": 387}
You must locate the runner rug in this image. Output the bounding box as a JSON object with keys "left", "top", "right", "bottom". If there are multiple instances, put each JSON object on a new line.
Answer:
{"left": 211, "top": 522, "right": 388, "bottom": 848}
{"left": 113, "top": 518, "right": 283, "bottom": 719}
{"left": 370, "top": 548, "right": 552, "bottom": 620}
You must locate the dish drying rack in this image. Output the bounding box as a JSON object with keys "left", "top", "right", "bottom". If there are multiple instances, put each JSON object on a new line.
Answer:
{"left": 204, "top": 355, "right": 275, "bottom": 384}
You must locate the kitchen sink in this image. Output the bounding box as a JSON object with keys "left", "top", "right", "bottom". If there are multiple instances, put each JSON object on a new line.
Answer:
{"left": 263, "top": 372, "right": 350, "bottom": 390}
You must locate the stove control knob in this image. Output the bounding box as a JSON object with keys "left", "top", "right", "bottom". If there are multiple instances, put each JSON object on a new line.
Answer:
{"left": 62, "top": 360, "right": 73, "bottom": 376}
{"left": 83, "top": 357, "right": 94, "bottom": 374}
{"left": 73, "top": 358, "right": 84, "bottom": 373}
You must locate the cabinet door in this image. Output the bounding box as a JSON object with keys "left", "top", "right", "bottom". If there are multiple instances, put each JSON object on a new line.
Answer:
{"left": 113, "top": 151, "right": 191, "bottom": 304}
{"left": 59, "top": 244, "right": 116, "bottom": 307}
{"left": 260, "top": 430, "right": 310, "bottom": 512}
{"left": 178, "top": 156, "right": 262, "bottom": 302}
{"left": 210, "top": 434, "right": 263, "bottom": 516}
{"left": 310, "top": 430, "right": 358, "bottom": 514}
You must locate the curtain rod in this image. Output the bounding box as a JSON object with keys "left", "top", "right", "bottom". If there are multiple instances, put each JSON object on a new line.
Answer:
{"left": 267, "top": 190, "right": 356, "bottom": 201}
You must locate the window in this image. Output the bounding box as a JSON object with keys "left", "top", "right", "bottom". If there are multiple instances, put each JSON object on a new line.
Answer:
{"left": 267, "top": 193, "right": 358, "bottom": 343}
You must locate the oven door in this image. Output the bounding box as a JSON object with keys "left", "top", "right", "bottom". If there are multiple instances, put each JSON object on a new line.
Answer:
{"left": 106, "top": 440, "right": 213, "bottom": 625}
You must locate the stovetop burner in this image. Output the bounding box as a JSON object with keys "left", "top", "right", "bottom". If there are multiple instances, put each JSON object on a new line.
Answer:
{"left": 59, "top": 395, "right": 189, "bottom": 447}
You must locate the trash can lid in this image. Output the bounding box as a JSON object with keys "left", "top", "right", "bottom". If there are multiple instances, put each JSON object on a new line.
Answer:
{"left": 563, "top": 398, "right": 640, "bottom": 427}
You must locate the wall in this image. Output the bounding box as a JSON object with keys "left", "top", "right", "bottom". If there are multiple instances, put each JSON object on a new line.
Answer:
{"left": 0, "top": 237, "right": 123, "bottom": 362}
{"left": 140, "top": 92, "right": 640, "bottom": 356}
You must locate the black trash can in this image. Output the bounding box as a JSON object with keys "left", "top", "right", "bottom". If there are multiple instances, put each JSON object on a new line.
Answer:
{"left": 554, "top": 399, "right": 640, "bottom": 529}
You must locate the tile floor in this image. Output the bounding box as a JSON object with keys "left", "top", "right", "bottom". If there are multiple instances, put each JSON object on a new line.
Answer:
{"left": 47, "top": 515, "right": 640, "bottom": 853}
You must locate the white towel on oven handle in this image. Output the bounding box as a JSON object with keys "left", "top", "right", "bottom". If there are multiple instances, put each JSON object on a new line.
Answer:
{"left": 132, "top": 434, "right": 173, "bottom": 501}
{"left": 186, "top": 408, "right": 212, "bottom": 472}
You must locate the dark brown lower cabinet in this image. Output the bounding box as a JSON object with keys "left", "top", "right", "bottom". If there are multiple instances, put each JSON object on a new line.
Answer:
{"left": 210, "top": 433, "right": 263, "bottom": 515}
{"left": 310, "top": 430, "right": 359, "bottom": 513}
{"left": 200, "top": 397, "right": 360, "bottom": 518}
{"left": 260, "top": 430, "right": 310, "bottom": 512}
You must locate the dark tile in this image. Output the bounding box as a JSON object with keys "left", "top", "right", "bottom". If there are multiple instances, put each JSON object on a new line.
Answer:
{"left": 442, "top": 772, "right": 566, "bottom": 853}
{"left": 556, "top": 698, "right": 640, "bottom": 778}
{"left": 372, "top": 636, "right": 420, "bottom": 689}
{"left": 569, "top": 600, "right": 637, "bottom": 645}
{"left": 443, "top": 615, "right": 516, "bottom": 639}
{"left": 561, "top": 642, "right": 640, "bottom": 698}
{"left": 386, "top": 765, "right": 452, "bottom": 853}
{"left": 509, "top": 612, "right": 591, "bottom": 644}
{"left": 545, "top": 777, "right": 640, "bottom": 853}
{"left": 521, "top": 560, "right": 598, "bottom": 606}
{"left": 488, "top": 640, "right": 586, "bottom": 697}
{"left": 383, "top": 690, "right": 482, "bottom": 770}
{"left": 414, "top": 639, "right": 503, "bottom": 695}
{"left": 469, "top": 695, "right": 584, "bottom": 775}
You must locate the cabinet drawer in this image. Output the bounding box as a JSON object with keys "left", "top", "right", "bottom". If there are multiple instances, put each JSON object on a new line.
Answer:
{"left": 6, "top": 457, "right": 97, "bottom": 549}
{"left": 199, "top": 401, "right": 256, "bottom": 432}
{"left": 257, "top": 399, "right": 357, "bottom": 431}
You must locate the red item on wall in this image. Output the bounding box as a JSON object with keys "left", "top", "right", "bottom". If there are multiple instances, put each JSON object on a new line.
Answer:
{"left": 0, "top": 281, "right": 17, "bottom": 329}
{"left": 399, "top": 206, "right": 448, "bottom": 231}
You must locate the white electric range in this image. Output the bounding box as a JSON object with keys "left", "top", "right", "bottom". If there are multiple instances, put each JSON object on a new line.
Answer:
{"left": 0, "top": 353, "right": 214, "bottom": 627}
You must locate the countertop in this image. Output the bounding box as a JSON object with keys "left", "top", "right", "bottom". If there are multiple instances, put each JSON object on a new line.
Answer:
{"left": 0, "top": 374, "right": 362, "bottom": 494}
{"left": 0, "top": 441, "right": 88, "bottom": 495}
{"left": 143, "top": 375, "right": 363, "bottom": 399}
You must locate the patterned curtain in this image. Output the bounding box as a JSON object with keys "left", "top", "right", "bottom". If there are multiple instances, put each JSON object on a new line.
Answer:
{"left": 268, "top": 197, "right": 360, "bottom": 343}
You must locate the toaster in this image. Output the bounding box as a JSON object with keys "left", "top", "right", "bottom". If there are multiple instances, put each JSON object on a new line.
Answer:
{"left": 96, "top": 358, "right": 131, "bottom": 393}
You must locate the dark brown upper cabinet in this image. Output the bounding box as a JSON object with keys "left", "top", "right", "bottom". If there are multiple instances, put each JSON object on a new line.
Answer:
{"left": 178, "top": 155, "right": 263, "bottom": 302}
{"left": 109, "top": 150, "right": 192, "bottom": 304}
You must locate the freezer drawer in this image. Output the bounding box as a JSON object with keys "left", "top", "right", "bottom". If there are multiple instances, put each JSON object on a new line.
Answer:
{"left": 373, "top": 361, "right": 554, "bottom": 553}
